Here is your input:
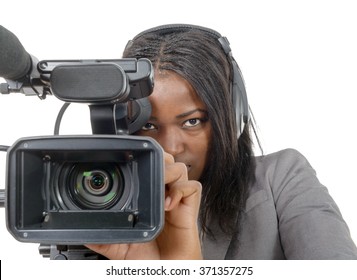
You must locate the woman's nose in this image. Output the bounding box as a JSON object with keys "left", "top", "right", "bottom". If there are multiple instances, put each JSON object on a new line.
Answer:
{"left": 157, "top": 127, "right": 185, "bottom": 156}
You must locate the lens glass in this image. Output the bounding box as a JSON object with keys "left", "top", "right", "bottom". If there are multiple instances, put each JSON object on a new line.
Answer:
{"left": 51, "top": 163, "right": 124, "bottom": 210}
{"left": 71, "top": 164, "right": 122, "bottom": 209}
{"left": 82, "top": 170, "right": 110, "bottom": 194}
{"left": 89, "top": 173, "right": 106, "bottom": 190}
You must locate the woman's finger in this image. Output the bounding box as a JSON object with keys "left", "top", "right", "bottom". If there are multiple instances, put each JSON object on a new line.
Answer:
{"left": 164, "top": 160, "right": 188, "bottom": 184}
{"left": 165, "top": 180, "right": 202, "bottom": 211}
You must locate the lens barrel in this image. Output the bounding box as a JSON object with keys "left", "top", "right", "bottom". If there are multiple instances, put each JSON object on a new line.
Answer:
{"left": 53, "top": 163, "right": 125, "bottom": 210}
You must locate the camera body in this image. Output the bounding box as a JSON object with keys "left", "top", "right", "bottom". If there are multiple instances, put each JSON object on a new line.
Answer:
{"left": 5, "top": 135, "right": 164, "bottom": 244}
{"left": 0, "top": 52, "right": 165, "bottom": 248}
{"left": 0, "top": 26, "right": 166, "bottom": 259}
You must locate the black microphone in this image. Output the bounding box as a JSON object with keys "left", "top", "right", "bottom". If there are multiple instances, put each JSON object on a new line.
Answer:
{"left": 0, "top": 25, "right": 32, "bottom": 80}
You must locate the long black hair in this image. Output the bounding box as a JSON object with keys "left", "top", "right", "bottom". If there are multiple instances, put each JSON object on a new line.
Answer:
{"left": 123, "top": 26, "right": 257, "bottom": 237}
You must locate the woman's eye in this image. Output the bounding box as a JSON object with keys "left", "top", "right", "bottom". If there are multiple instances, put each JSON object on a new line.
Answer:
{"left": 183, "top": 118, "right": 201, "bottom": 127}
{"left": 141, "top": 123, "right": 156, "bottom": 131}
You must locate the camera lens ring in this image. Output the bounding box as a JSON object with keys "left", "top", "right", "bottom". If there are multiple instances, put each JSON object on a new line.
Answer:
{"left": 70, "top": 165, "right": 119, "bottom": 209}
{"left": 52, "top": 162, "right": 134, "bottom": 210}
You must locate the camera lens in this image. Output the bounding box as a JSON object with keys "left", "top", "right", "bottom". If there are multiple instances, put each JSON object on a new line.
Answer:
{"left": 83, "top": 170, "right": 110, "bottom": 193}
{"left": 53, "top": 163, "right": 126, "bottom": 210}
{"left": 90, "top": 173, "right": 106, "bottom": 189}
{"left": 72, "top": 165, "right": 122, "bottom": 209}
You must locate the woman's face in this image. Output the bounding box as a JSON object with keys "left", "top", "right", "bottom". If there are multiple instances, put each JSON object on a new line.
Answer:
{"left": 136, "top": 71, "right": 212, "bottom": 181}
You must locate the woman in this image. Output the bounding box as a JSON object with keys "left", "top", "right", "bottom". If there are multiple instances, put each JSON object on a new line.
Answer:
{"left": 87, "top": 24, "right": 357, "bottom": 259}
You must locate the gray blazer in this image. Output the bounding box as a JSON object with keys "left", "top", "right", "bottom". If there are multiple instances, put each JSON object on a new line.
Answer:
{"left": 202, "top": 149, "right": 357, "bottom": 259}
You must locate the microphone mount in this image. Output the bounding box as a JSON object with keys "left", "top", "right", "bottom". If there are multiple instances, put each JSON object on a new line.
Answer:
{"left": 0, "top": 55, "right": 47, "bottom": 99}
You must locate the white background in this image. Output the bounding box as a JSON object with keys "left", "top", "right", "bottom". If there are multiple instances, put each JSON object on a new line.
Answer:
{"left": 0, "top": 0, "right": 356, "bottom": 272}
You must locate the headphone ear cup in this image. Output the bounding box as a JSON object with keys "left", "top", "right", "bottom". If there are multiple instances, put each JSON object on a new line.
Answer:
{"left": 218, "top": 37, "right": 249, "bottom": 139}
{"left": 231, "top": 59, "right": 250, "bottom": 138}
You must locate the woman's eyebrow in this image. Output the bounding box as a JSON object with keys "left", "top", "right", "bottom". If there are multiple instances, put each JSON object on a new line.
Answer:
{"left": 148, "top": 109, "right": 207, "bottom": 121}
{"left": 176, "top": 109, "right": 207, "bottom": 119}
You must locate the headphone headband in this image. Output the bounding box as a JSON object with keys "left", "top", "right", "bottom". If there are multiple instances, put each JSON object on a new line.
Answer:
{"left": 132, "top": 24, "right": 221, "bottom": 40}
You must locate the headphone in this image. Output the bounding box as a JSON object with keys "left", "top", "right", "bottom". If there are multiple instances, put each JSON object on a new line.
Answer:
{"left": 126, "top": 24, "right": 250, "bottom": 138}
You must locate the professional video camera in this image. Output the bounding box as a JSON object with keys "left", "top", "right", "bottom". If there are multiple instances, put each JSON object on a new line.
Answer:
{"left": 0, "top": 26, "right": 164, "bottom": 259}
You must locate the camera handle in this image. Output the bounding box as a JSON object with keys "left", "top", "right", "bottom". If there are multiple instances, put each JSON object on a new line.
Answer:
{"left": 89, "top": 104, "right": 118, "bottom": 134}
{"left": 39, "top": 244, "right": 107, "bottom": 260}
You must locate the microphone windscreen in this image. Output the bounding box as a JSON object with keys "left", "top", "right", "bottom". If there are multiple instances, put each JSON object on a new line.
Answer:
{"left": 0, "top": 25, "right": 32, "bottom": 80}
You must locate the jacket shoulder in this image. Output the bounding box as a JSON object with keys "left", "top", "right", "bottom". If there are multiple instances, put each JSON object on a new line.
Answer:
{"left": 255, "top": 148, "right": 310, "bottom": 172}
{"left": 251, "top": 149, "right": 357, "bottom": 259}
{"left": 253, "top": 148, "right": 316, "bottom": 196}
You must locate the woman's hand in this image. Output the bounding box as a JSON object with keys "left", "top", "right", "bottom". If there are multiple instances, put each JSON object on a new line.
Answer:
{"left": 86, "top": 152, "right": 202, "bottom": 259}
